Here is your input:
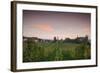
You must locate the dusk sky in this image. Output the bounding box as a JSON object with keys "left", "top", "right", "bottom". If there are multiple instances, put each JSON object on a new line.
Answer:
{"left": 23, "top": 10, "right": 91, "bottom": 40}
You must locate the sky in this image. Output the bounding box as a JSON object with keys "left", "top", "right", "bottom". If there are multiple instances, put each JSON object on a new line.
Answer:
{"left": 23, "top": 10, "right": 91, "bottom": 40}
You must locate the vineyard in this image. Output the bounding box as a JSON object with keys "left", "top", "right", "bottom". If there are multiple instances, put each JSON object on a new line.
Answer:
{"left": 23, "top": 39, "right": 91, "bottom": 62}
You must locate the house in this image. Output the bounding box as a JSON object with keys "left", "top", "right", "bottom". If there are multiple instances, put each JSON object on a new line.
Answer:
{"left": 23, "top": 36, "right": 39, "bottom": 42}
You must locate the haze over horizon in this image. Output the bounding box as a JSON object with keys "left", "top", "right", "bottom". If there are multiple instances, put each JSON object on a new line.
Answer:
{"left": 23, "top": 10, "right": 91, "bottom": 40}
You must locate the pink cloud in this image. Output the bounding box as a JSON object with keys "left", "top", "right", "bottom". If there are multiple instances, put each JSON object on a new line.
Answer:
{"left": 33, "top": 23, "right": 54, "bottom": 32}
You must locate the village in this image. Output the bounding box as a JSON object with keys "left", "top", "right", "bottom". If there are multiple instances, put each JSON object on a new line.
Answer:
{"left": 23, "top": 35, "right": 90, "bottom": 44}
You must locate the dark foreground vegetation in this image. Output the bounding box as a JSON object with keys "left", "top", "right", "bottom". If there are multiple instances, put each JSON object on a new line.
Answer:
{"left": 23, "top": 36, "right": 91, "bottom": 62}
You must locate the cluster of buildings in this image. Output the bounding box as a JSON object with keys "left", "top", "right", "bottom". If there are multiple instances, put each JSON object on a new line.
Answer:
{"left": 23, "top": 35, "right": 90, "bottom": 44}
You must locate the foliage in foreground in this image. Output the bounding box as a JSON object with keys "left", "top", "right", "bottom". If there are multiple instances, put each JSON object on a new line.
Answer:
{"left": 23, "top": 40, "right": 91, "bottom": 62}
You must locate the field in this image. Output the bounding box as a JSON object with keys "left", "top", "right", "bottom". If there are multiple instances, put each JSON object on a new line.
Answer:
{"left": 23, "top": 39, "right": 91, "bottom": 62}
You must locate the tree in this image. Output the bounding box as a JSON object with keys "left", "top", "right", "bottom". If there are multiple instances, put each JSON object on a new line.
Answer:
{"left": 53, "top": 36, "right": 57, "bottom": 42}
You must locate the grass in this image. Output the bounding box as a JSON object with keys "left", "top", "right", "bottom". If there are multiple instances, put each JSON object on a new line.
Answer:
{"left": 23, "top": 40, "right": 91, "bottom": 62}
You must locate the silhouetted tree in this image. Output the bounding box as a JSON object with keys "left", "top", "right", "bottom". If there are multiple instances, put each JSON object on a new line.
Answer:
{"left": 53, "top": 36, "right": 57, "bottom": 42}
